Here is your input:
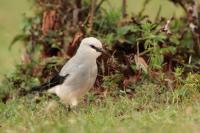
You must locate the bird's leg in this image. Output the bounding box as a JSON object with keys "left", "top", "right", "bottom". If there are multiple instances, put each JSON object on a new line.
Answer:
{"left": 67, "top": 104, "right": 72, "bottom": 112}
{"left": 60, "top": 98, "right": 78, "bottom": 111}
{"left": 62, "top": 101, "right": 72, "bottom": 112}
{"left": 68, "top": 98, "right": 79, "bottom": 112}
{"left": 70, "top": 98, "right": 78, "bottom": 107}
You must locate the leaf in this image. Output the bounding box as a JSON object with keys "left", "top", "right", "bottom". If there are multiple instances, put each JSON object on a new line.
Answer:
{"left": 160, "top": 46, "right": 176, "bottom": 54}
{"left": 42, "top": 10, "right": 57, "bottom": 35}
{"left": 134, "top": 55, "right": 148, "bottom": 74}
{"left": 150, "top": 54, "right": 164, "bottom": 69}
{"left": 170, "top": 35, "right": 180, "bottom": 45}
{"left": 104, "top": 33, "right": 116, "bottom": 45}
{"left": 67, "top": 32, "right": 83, "bottom": 57}
{"left": 117, "top": 25, "right": 138, "bottom": 36}
{"left": 141, "top": 22, "right": 156, "bottom": 32}
{"left": 9, "top": 34, "right": 26, "bottom": 50}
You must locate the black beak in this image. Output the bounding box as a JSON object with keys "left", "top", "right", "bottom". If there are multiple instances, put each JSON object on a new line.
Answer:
{"left": 96, "top": 47, "right": 110, "bottom": 57}
{"left": 90, "top": 45, "right": 111, "bottom": 57}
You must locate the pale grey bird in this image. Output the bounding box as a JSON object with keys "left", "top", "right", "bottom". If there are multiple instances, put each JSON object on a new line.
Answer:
{"left": 31, "top": 37, "right": 106, "bottom": 107}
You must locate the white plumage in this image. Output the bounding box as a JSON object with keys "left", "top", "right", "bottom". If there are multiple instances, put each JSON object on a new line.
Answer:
{"left": 46, "top": 37, "right": 104, "bottom": 107}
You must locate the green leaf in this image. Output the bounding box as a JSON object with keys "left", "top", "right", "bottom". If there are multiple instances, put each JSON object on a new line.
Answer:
{"left": 117, "top": 25, "right": 138, "bottom": 36}
{"left": 170, "top": 35, "right": 180, "bottom": 45}
{"left": 104, "top": 33, "right": 116, "bottom": 45}
{"left": 160, "top": 46, "right": 176, "bottom": 54}
{"left": 9, "top": 34, "right": 26, "bottom": 50}
{"left": 150, "top": 54, "right": 164, "bottom": 69}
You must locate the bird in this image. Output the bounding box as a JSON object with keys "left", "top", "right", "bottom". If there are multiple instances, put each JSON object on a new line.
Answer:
{"left": 30, "top": 37, "right": 107, "bottom": 108}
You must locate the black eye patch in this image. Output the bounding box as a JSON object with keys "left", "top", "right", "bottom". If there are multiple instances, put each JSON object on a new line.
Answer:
{"left": 90, "top": 45, "right": 95, "bottom": 49}
{"left": 90, "top": 45, "right": 102, "bottom": 52}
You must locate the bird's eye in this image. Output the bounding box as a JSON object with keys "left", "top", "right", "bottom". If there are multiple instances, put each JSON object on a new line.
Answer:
{"left": 89, "top": 44, "right": 102, "bottom": 52}
{"left": 90, "top": 45, "right": 95, "bottom": 48}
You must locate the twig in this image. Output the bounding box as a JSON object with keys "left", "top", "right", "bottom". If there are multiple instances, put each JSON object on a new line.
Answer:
{"left": 155, "top": 5, "right": 162, "bottom": 22}
{"left": 73, "top": 0, "right": 82, "bottom": 26}
{"left": 139, "top": 48, "right": 153, "bottom": 56}
{"left": 187, "top": 0, "right": 200, "bottom": 56}
{"left": 138, "top": 0, "right": 151, "bottom": 17}
{"left": 88, "top": 0, "right": 96, "bottom": 32}
{"left": 95, "top": 0, "right": 106, "bottom": 12}
{"left": 82, "top": 0, "right": 105, "bottom": 26}
{"left": 160, "top": 17, "right": 173, "bottom": 35}
{"left": 137, "top": 42, "right": 139, "bottom": 56}
{"left": 122, "top": 0, "right": 127, "bottom": 18}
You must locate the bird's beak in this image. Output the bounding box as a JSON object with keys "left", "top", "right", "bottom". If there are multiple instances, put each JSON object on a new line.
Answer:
{"left": 97, "top": 48, "right": 110, "bottom": 57}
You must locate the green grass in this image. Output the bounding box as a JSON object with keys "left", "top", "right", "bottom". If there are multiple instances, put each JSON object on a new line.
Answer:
{"left": 1, "top": 96, "right": 200, "bottom": 133}
{"left": 1, "top": 76, "right": 200, "bottom": 133}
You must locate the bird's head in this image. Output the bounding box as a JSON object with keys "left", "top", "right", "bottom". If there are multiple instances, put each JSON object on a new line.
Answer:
{"left": 77, "top": 37, "right": 107, "bottom": 58}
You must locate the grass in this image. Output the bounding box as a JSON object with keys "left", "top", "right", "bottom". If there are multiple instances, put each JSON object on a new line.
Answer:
{"left": 1, "top": 76, "right": 200, "bottom": 133}
{"left": 1, "top": 94, "right": 200, "bottom": 133}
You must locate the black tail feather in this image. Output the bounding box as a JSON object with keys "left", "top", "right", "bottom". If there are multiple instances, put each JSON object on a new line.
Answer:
{"left": 22, "top": 74, "right": 69, "bottom": 95}
{"left": 30, "top": 82, "right": 52, "bottom": 92}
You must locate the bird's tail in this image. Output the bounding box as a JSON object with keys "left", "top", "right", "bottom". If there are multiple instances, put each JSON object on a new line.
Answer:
{"left": 21, "top": 74, "right": 68, "bottom": 96}
{"left": 20, "top": 82, "right": 51, "bottom": 96}
{"left": 30, "top": 82, "right": 51, "bottom": 92}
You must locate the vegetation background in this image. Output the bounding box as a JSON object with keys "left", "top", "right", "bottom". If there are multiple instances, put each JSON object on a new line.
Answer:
{"left": 0, "top": 0, "right": 185, "bottom": 81}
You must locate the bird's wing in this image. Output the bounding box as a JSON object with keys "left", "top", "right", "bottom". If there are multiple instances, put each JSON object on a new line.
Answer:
{"left": 29, "top": 54, "right": 92, "bottom": 94}
{"left": 59, "top": 55, "right": 82, "bottom": 76}
{"left": 30, "top": 55, "right": 80, "bottom": 93}
{"left": 30, "top": 74, "right": 69, "bottom": 92}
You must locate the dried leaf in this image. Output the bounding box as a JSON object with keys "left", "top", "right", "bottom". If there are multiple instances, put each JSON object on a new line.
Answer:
{"left": 42, "top": 10, "right": 57, "bottom": 35}
{"left": 123, "top": 75, "right": 139, "bottom": 87}
{"left": 160, "top": 17, "right": 173, "bottom": 35}
{"left": 67, "top": 32, "right": 84, "bottom": 57}
{"left": 164, "top": 78, "right": 174, "bottom": 90}
{"left": 21, "top": 49, "right": 31, "bottom": 64}
{"left": 134, "top": 55, "right": 148, "bottom": 73}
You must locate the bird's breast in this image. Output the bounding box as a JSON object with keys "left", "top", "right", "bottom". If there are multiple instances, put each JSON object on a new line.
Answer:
{"left": 88, "top": 63, "right": 98, "bottom": 87}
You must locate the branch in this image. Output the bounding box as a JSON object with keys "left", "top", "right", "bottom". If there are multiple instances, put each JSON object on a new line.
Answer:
{"left": 138, "top": 0, "right": 151, "bottom": 17}
{"left": 88, "top": 0, "right": 97, "bottom": 32}
{"left": 73, "top": 0, "right": 82, "bottom": 26}
{"left": 160, "top": 17, "right": 173, "bottom": 35}
{"left": 122, "top": 0, "right": 127, "bottom": 18}
{"left": 95, "top": 0, "right": 106, "bottom": 12}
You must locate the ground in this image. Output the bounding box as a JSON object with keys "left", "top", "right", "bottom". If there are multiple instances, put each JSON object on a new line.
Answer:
{"left": 1, "top": 78, "right": 200, "bottom": 133}
{"left": 1, "top": 95, "right": 200, "bottom": 133}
